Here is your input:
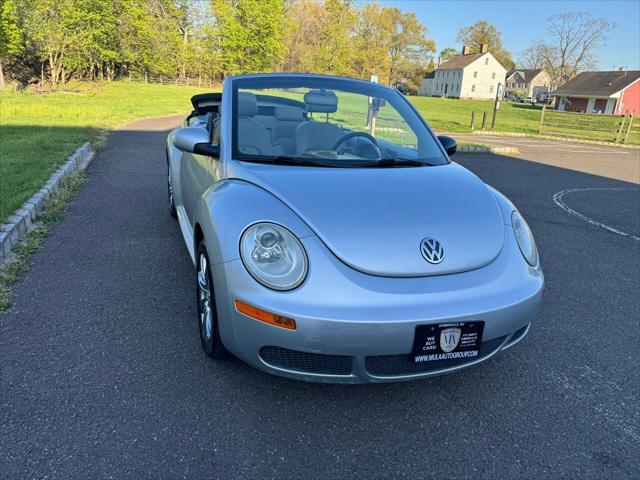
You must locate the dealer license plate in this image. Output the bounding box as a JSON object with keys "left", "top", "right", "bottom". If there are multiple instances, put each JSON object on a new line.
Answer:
{"left": 412, "top": 321, "right": 484, "bottom": 363}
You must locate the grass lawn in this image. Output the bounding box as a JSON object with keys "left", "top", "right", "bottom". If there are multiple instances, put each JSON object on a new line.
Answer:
{"left": 0, "top": 81, "right": 212, "bottom": 222}
{"left": 409, "top": 96, "right": 542, "bottom": 134}
{"left": 409, "top": 96, "right": 639, "bottom": 145}
{"left": 2, "top": 81, "right": 637, "bottom": 223}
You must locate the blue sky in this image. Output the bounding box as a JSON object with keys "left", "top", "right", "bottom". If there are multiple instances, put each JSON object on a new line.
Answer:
{"left": 360, "top": 0, "right": 640, "bottom": 70}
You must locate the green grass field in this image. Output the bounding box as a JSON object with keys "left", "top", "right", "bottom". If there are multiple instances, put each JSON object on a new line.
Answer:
{"left": 0, "top": 81, "right": 212, "bottom": 221}
{"left": 410, "top": 96, "right": 543, "bottom": 134}
{"left": 410, "top": 96, "right": 639, "bottom": 145}
{"left": 1, "top": 81, "right": 637, "bottom": 223}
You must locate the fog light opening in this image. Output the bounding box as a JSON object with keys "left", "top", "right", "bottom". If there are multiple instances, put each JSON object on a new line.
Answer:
{"left": 235, "top": 300, "right": 296, "bottom": 330}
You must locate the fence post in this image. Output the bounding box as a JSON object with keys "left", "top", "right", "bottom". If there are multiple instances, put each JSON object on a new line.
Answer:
{"left": 481, "top": 111, "right": 487, "bottom": 130}
{"left": 623, "top": 115, "right": 634, "bottom": 144}
{"left": 615, "top": 114, "right": 627, "bottom": 143}
{"left": 538, "top": 105, "right": 546, "bottom": 135}
{"left": 470, "top": 111, "right": 475, "bottom": 131}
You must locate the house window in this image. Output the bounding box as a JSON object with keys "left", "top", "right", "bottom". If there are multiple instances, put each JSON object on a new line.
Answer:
{"left": 492, "top": 72, "right": 496, "bottom": 79}
{"left": 473, "top": 71, "right": 478, "bottom": 78}
{"left": 490, "top": 85, "right": 494, "bottom": 93}
{"left": 471, "top": 85, "right": 476, "bottom": 92}
{"left": 485, "top": 58, "right": 489, "bottom": 65}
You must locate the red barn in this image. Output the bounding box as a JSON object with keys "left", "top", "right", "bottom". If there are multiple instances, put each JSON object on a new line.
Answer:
{"left": 551, "top": 70, "right": 640, "bottom": 115}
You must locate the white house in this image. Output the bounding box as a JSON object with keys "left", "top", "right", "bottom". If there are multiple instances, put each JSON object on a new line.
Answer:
{"left": 419, "top": 45, "right": 507, "bottom": 100}
{"left": 505, "top": 68, "right": 551, "bottom": 100}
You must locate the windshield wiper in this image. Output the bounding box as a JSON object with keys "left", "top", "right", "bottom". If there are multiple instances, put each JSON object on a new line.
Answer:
{"left": 239, "top": 156, "right": 336, "bottom": 167}
{"left": 355, "top": 158, "right": 435, "bottom": 168}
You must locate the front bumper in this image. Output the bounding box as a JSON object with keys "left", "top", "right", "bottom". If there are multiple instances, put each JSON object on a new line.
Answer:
{"left": 211, "top": 231, "right": 543, "bottom": 384}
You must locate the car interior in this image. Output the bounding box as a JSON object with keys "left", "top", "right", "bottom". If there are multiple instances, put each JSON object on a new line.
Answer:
{"left": 236, "top": 89, "right": 351, "bottom": 157}
{"left": 188, "top": 89, "right": 397, "bottom": 158}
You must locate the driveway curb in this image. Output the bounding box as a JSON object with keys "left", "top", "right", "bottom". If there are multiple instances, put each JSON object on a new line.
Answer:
{"left": 1, "top": 142, "right": 94, "bottom": 262}
{"left": 472, "top": 130, "right": 640, "bottom": 149}
{"left": 458, "top": 145, "right": 519, "bottom": 154}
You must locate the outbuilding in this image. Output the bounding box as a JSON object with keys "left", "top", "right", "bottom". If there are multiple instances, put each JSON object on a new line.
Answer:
{"left": 552, "top": 70, "right": 640, "bottom": 115}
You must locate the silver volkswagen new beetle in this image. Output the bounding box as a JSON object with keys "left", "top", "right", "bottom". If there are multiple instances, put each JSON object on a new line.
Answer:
{"left": 166, "top": 73, "right": 543, "bottom": 383}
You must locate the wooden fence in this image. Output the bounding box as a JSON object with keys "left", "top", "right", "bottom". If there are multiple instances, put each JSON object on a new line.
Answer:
{"left": 128, "top": 72, "right": 219, "bottom": 88}
{"left": 538, "top": 106, "right": 639, "bottom": 145}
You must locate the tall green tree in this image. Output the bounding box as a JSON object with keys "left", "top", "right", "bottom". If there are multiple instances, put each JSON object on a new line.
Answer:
{"left": 314, "top": 0, "right": 355, "bottom": 75}
{"left": 212, "top": 0, "right": 286, "bottom": 77}
{"left": 0, "top": 0, "right": 22, "bottom": 88}
{"left": 352, "top": 3, "right": 392, "bottom": 80}
{"left": 456, "top": 20, "right": 513, "bottom": 69}
{"left": 386, "top": 8, "right": 435, "bottom": 87}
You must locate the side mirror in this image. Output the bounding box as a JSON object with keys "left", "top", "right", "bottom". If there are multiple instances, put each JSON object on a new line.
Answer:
{"left": 437, "top": 135, "right": 457, "bottom": 156}
{"left": 173, "top": 127, "right": 219, "bottom": 157}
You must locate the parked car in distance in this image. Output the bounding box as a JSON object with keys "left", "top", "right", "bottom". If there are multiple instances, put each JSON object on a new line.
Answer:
{"left": 166, "top": 73, "right": 544, "bottom": 383}
{"left": 392, "top": 80, "right": 416, "bottom": 96}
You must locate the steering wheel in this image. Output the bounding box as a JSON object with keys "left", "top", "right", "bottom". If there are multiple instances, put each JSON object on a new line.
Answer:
{"left": 332, "top": 132, "right": 382, "bottom": 160}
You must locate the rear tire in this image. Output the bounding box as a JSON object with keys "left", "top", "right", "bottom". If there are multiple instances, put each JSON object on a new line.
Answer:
{"left": 196, "top": 242, "right": 228, "bottom": 360}
{"left": 167, "top": 157, "right": 177, "bottom": 219}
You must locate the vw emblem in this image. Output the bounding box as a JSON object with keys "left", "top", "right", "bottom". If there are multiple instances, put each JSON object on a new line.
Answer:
{"left": 420, "top": 237, "right": 445, "bottom": 264}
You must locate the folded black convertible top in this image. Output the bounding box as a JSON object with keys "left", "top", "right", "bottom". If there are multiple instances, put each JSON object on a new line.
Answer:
{"left": 190, "top": 93, "right": 222, "bottom": 111}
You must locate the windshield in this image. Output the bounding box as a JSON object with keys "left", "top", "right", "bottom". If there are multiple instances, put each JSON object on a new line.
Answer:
{"left": 232, "top": 76, "right": 448, "bottom": 167}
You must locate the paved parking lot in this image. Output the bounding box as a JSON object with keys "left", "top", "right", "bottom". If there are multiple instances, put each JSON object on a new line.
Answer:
{"left": 1, "top": 118, "right": 638, "bottom": 479}
{"left": 454, "top": 133, "right": 639, "bottom": 183}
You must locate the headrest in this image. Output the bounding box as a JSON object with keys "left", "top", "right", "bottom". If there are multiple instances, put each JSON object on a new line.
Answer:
{"left": 303, "top": 89, "right": 338, "bottom": 113}
{"left": 275, "top": 106, "right": 304, "bottom": 121}
{"left": 238, "top": 92, "right": 258, "bottom": 117}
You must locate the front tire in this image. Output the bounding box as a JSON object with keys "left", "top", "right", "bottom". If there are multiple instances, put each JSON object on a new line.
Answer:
{"left": 196, "top": 242, "right": 228, "bottom": 359}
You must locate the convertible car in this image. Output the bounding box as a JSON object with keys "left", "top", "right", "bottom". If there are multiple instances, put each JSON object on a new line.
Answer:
{"left": 166, "top": 73, "right": 543, "bottom": 383}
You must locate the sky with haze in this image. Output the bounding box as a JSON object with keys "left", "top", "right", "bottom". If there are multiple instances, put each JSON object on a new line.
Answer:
{"left": 362, "top": 0, "right": 640, "bottom": 70}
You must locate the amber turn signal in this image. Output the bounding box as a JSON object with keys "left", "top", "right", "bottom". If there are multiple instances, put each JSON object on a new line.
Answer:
{"left": 235, "top": 300, "right": 297, "bottom": 330}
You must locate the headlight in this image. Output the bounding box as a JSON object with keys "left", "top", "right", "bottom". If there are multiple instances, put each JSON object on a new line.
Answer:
{"left": 511, "top": 210, "right": 538, "bottom": 266}
{"left": 240, "top": 223, "right": 308, "bottom": 290}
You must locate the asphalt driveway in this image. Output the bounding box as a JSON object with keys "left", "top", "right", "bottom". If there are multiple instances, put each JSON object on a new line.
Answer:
{"left": 1, "top": 117, "right": 638, "bottom": 479}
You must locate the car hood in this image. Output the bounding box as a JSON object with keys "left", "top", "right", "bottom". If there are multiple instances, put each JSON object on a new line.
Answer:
{"left": 229, "top": 161, "right": 504, "bottom": 277}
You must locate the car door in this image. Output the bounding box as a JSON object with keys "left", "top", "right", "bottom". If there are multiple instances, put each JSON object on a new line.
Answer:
{"left": 180, "top": 115, "right": 220, "bottom": 225}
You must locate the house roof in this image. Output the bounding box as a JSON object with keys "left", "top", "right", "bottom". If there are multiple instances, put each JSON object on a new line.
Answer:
{"left": 436, "top": 53, "right": 484, "bottom": 70}
{"left": 552, "top": 71, "right": 640, "bottom": 97}
{"left": 507, "top": 69, "right": 543, "bottom": 82}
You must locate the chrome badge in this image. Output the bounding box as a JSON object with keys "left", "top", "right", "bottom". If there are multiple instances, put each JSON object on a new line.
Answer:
{"left": 420, "top": 237, "right": 445, "bottom": 264}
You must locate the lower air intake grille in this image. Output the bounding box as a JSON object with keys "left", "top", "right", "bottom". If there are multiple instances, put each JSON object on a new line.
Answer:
{"left": 365, "top": 336, "right": 507, "bottom": 376}
{"left": 260, "top": 346, "right": 353, "bottom": 376}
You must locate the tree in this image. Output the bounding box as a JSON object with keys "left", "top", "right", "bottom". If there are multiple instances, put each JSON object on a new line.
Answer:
{"left": 212, "top": 0, "right": 286, "bottom": 76}
{"left": 439, "top": 47, "right": 458, "bottom": 62}
{"left": 0, "top": 0, "right": 22, "bottom": 88}
{"left": 518, "top": 12, "right": 613, "bottom": 87}
{"left": 385, "top": 8, "right": 435, "bottom": 86}
{"left": 456, "top": 20, "right": 513, "bottom": 69}
{"left": 280, "top": 0, "right": 326, "bottom": 73}
{"left": 314, "top": 0, "right": 355, "bottom": 76}
{"left": 352, "top": 3, "right": 392, "bottom": 79}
